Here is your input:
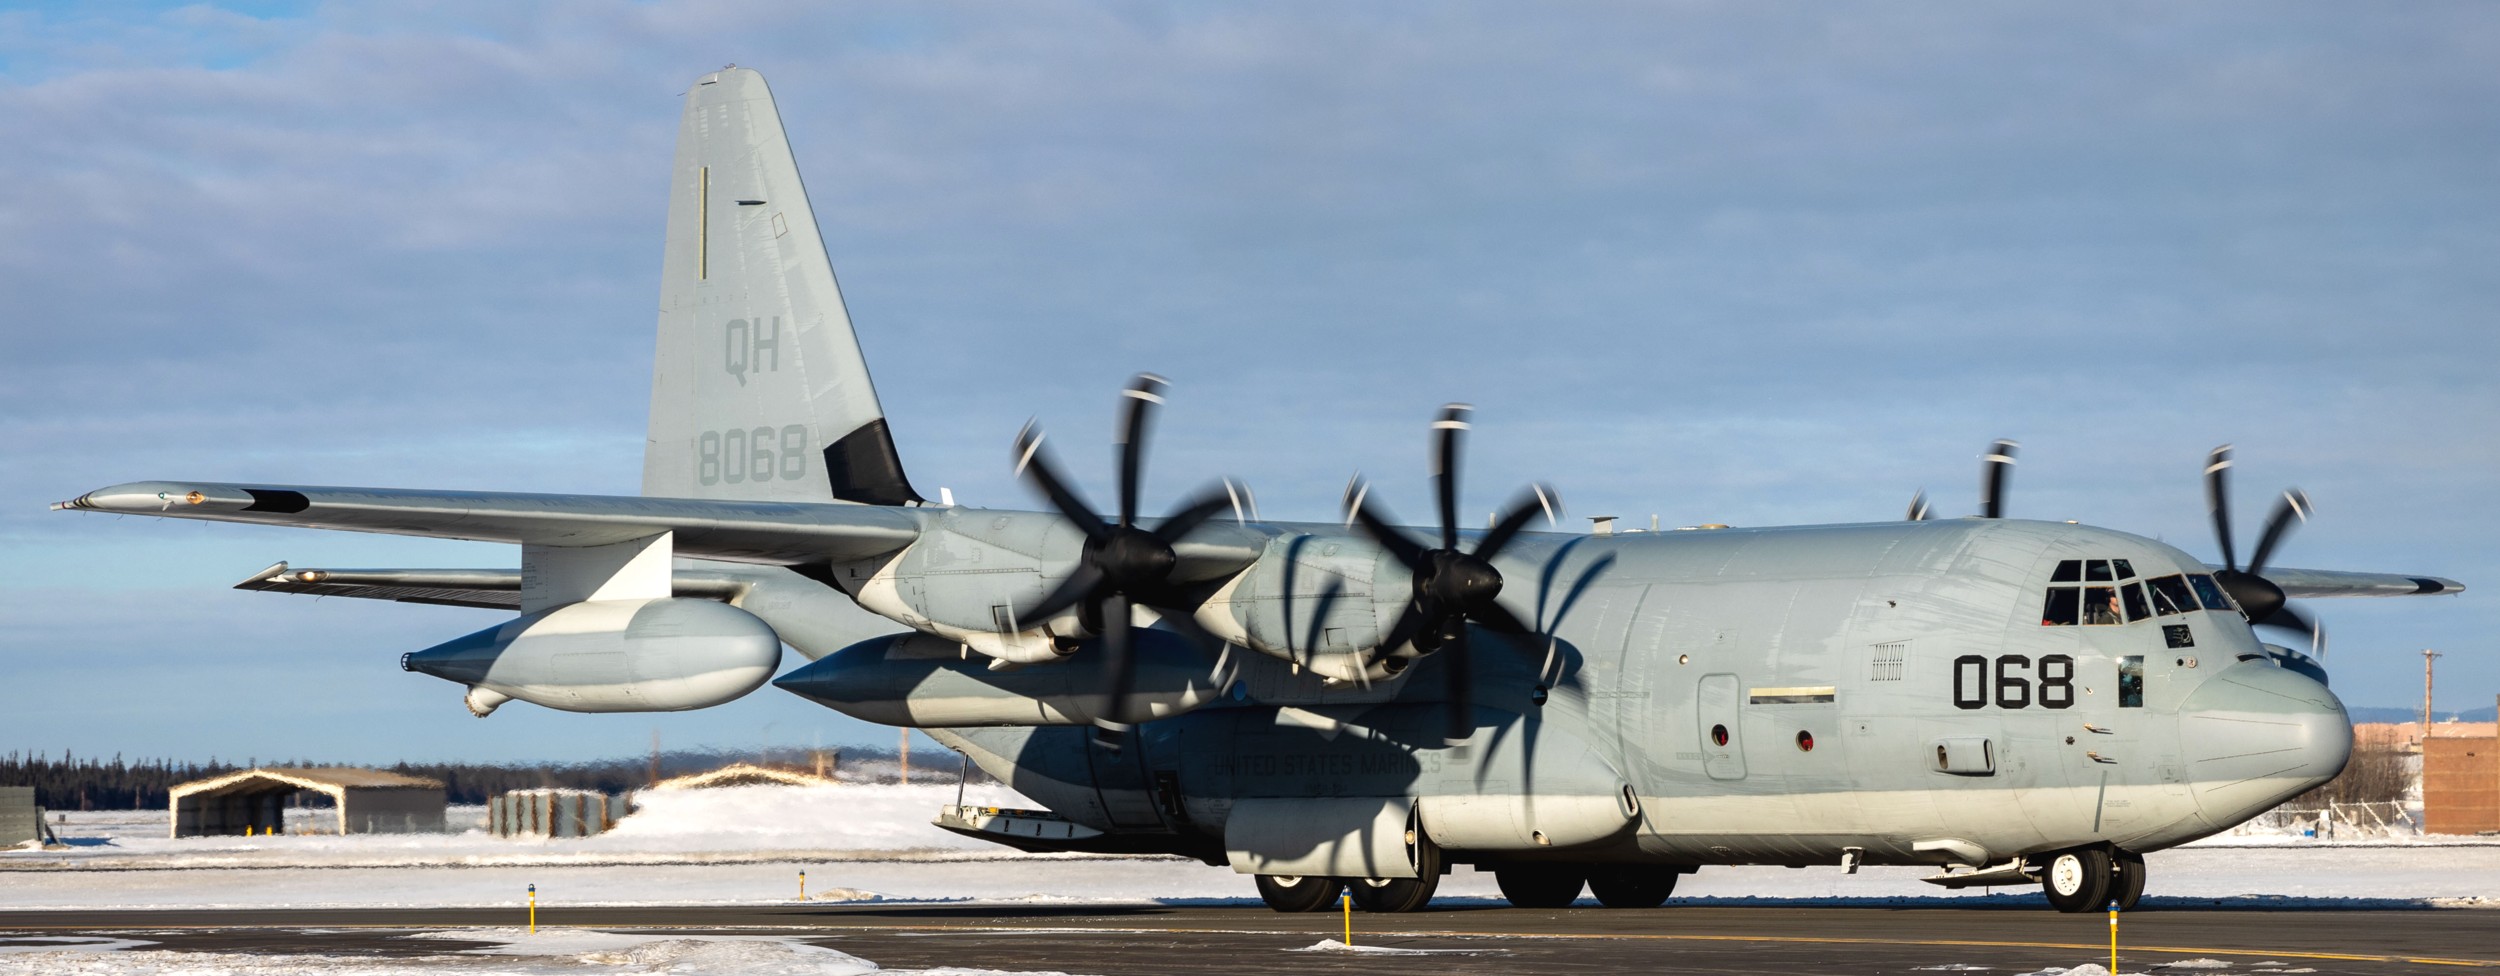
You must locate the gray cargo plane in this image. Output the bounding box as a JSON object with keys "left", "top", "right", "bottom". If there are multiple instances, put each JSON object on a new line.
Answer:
{"left": 57, "top": 68, "right": 2463, "bottom": 915}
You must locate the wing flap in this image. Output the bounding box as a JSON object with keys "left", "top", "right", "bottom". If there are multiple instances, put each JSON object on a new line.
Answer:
{"left": 2209, "top": 564, "right": 2467, "bottom": 599}
{"left": 59, "top": 481, "right": 920, "bottom": 564}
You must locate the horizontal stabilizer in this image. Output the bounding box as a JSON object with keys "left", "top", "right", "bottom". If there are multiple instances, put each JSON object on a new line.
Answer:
{"left": 2207, "top": 565, "right": 2466, "bottom": 598}
{"left": 58, "top": 481, "right": 921, "bottom": 565}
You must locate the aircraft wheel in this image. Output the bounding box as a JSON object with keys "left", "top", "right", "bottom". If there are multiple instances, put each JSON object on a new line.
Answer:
{"left": 1348, "top": 873, "right": 1441, "bottom": 913}
{"left": 1586, "top": 866, "right": 1679, "bottom": 909}
{"left": 2039, "top": 848, "right": 2112, "bottom": 913}
{"left": 1254, "top": 874, "right": 1344, "bottom": 913}
{"left": 2110, "top": 848, "right": 2146, "bottom": 912}
{"left": 1494, "top": 866, "right": 1586, "bottom": 909}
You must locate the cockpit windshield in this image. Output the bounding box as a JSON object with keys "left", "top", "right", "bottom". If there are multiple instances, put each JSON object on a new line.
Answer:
{"left": 2042, "top": 559, "right": 2214, "bottom": 626}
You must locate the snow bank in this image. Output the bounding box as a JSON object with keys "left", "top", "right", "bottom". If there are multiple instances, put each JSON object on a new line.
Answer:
{"left": 2, "top": 783, "right": 1036, "bottom": 869}
{"left": 0, "top": 929, "right": 1082, "bottom": 975}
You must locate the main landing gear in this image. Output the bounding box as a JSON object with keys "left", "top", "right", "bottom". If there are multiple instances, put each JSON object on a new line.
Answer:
{"left": 2038, "top": 846, "right": 2145, "bottom": 913}
{"left": 1492, "top": 865, "right": 1685, "bottom": 909}
{"left": 1254, "top": 874, "right": 1343, "bottom": 913}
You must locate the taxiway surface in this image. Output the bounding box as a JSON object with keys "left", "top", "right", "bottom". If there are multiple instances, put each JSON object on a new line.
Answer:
{"left": 2, "top": 903, "right": 2492, "bottom": 974}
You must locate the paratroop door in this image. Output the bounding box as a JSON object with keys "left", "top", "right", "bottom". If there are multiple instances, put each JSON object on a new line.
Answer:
{"left": 1697, "top": 673, "right": 1747, "bottom": 780}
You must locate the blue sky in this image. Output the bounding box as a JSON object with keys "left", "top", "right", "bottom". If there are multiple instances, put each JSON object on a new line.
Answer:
{"left": 3, "top": 2, "right": 2494, "bottom": 763}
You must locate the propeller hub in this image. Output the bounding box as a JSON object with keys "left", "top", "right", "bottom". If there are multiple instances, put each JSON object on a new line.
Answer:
{"left": 1094, "top": 526, "right": 1177, "bottom": 589}
{"left": 2212, "top": 568, "right": 2288, "bottom": 625}
{"left": 1419, "top": 549, "right": 1504, "bottom": 611}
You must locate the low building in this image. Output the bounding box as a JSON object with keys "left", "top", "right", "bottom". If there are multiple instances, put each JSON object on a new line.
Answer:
{"left": 169, "top": 767, "right": 446, "bottom": 837}
{"left": 491, "top": 789, "right": 633, "bottom": 838}
{"left": 0, "top": 787, "right": 46, "bottom": 847}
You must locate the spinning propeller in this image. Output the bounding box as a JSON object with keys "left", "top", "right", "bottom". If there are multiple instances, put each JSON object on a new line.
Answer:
{"left": 1012, "top": 373, "right": 1231, "bottom": 734}
{"left": 2202, "top": 445, "right": 2323, "bottom": 655}
{"left": 1344, "top": 404, "right": 1559, "bottom": 741}
{"left": 1906, "top": 439, "right": 2018, "bottom": 521}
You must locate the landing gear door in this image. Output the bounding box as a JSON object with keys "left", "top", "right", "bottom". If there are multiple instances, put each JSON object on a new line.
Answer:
{"left": 1087, "top": 735, "right": 1165, "bottom": 830}
{"left": 1698, "top": 673, "right": 1746, "bottom": 781}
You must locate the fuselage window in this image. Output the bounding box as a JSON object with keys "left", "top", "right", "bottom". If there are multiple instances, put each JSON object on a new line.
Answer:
{"left": 2146, "top": 574, "right": 2198, "bottom": 615}
{"left": 2119, "top": 581, "right": 2151, "bottom": 622}
{"left": 2084, "top": 560, "right": 2114, "bottom": 582}
{"left": 2187, "top": 574, "right": 2235, "bottom": 612}
{"left": 2118, "top": 655, "right": 2144, "bottom": 707}
{"left": 2041, "top": 587, "right": 2081, "bottom": 626}
{"left": 2052, "top": 559, "right": 2083, "bottom": 583}
{"left": 2082, "top": 586, "right": 2122, "bottom": 625}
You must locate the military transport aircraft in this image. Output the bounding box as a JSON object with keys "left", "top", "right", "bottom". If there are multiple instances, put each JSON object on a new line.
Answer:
{"left": 57, "top": 67, "right": 2463, "bottom": 915}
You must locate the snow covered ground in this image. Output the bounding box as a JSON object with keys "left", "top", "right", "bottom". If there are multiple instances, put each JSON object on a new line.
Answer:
{"left": 2, "top": 784, "right": 2494, "bottom": 910}
{"left": 0, "top": 928, "right": 1076, "bottom": 975}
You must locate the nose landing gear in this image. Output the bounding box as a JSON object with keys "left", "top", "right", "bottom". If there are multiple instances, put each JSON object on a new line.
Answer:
{"left": 2038, "top": 846, "right": 2144, "bottom": 913}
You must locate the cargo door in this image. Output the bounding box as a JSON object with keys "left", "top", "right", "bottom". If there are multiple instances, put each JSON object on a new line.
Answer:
{"left": 1698, "top": 673, "right": 1747, "bottom": 780}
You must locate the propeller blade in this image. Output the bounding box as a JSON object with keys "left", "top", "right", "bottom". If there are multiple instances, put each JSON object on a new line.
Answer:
{"left": 1432, "top": 404, "right": 1471, "bottom": 551}
{"left": 2204, "top": 445, "right": 2238, "bottom": 571}
{"left": 1018, "top": 562, "right": 1106, "bottom": 625}
{"left": 1473, "top": 600, "right": 1535, "bottom": 636}
{"left": 1114, "top": 374, "right": 1167, "bottom": 528}
{"left": 1442, "top": 622, "right": 1473, "bottom": 743}
{"left": 1150, "top": 487, "right": 1232, "bottom": 547}
{"left": 1978, "top": 439, "right": 2018, "bottom": 519}
{"left": 2245, "top": 488, "right": 2309, "bottom": 577}
{"left": 1014, "top": 422, "right": 1109, "bottom": 540}
{"left": 1096, "top": 593, "right": 1135, "bottom": 729}
{"left": 2260, "top": 601, "right": 2316, "bottom": 641}
{"left": 1472, "top": 484, "right": 1559, "bottom": 564}
{"left": 1344, "top": 478, "right": 1429, "bottom": 571}
{"left": 1906, "top": 489, "right": 1931, "bottom": 522}
{"left": 1377, "top": 603, "right": 1430, "bottom": 659}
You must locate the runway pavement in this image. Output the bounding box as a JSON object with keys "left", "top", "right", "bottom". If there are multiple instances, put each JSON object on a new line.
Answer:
{"left": 1, "top": 902, "right": 2494, "bottom": 974}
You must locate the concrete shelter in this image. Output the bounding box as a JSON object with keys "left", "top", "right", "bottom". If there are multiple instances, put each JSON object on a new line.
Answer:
{"left": 168, "top": 767, "right": 445, "bottom": 837}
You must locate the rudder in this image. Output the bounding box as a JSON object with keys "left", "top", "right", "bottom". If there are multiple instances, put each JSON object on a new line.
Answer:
{"left": 643, "top": 67, "right": 922, "bottom": 506}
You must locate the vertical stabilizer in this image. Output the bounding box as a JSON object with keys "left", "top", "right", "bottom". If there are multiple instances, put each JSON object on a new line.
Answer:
{"left": 644, "top": 67, "right": 922, "bottom": 506}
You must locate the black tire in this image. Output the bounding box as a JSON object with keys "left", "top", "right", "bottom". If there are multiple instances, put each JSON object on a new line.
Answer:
{"left": 1495, "top": 866, "right": 1586, "bottom": 909}
{"left": 1348, "top": 872, "right": 1441, "bottom": 913}
{"left": 1255, "top": 874, "right": 1344, "bottom": 913}
{"left": 2040, "top": 848, "right": 2113, "bottom": 913}
{"left": 1587, "top": 866, "right": 1680, "bottom": 909}
{"left": 2110, "top": 849, "right": 2146, "bottom": 912}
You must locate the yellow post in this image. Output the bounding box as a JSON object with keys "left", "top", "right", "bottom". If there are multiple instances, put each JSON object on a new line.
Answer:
{"left": 2108, "top": 902, "right": 2119, "bottom": 974}
{"left": 1341, "top": 891, "right": 1353, "bottom": 946}
{"left": 528, "top": 883, "right": 538, "bottom": 935}
{"left": 799, "top": 869, "right": 807, "bottom": 901}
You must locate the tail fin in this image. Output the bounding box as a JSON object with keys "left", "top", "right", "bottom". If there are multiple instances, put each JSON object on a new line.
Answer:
{"left": 642, "top": 67, "right": 922, "bottom": 506}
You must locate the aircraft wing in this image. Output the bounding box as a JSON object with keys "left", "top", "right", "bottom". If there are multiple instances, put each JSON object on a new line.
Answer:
{"left": 2208, "top": 564, "right": 2467, "bottom": 599}
{"left": 233, "top": 562, "right": 756, "bottom": 611}
{"left": 54, "top": 481, "right": 921, "bottom": 565}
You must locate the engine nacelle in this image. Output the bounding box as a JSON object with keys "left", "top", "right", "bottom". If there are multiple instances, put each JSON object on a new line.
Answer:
{"left": 1193, "top": 533, "right": 1403, "bottom": 683}
{"left": 773, "top": 630, "right": 1223, "bottom": 727}
{"left": 402, "top": 598, "right": 780, "bottom": 715}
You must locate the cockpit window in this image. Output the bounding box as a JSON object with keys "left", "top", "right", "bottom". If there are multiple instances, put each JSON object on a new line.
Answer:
{"left": 2041, "top": 587, "right": 2080, "bottom": 626}
{"left": 2052, "top": 560, "right": 2082, "bottom": 583}
{"left": 2188, "top": 574, "right": 2234, "bottom": 612}
{"left": 2120, "top": 581, "right": 2151, "bottom": 622}
{"left": 2146, "top": 575, "right": 2198, "bottom": 615}
{"left": 2084, "top": 560, "right": 2114, "bottom": 582}
{"left": 2111, "top": 558, "right": 2135, "bottom": 580}
{"left": 2083, "top": 586, "right": 2122, "bottom": 625}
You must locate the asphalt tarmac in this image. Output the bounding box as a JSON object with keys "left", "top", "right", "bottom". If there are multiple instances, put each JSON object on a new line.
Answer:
{"left": 1, "top": 903, "right": 2494, "bottom": 974}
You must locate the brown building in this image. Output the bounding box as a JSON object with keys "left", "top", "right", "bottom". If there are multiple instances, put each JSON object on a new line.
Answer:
{"left": 2424, "top": 728, "right": 2500, "bottom": 836}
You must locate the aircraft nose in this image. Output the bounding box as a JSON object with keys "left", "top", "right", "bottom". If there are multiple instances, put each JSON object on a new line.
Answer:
{"left": 2177, "top": 662, "right": 2352, "bottom": 827}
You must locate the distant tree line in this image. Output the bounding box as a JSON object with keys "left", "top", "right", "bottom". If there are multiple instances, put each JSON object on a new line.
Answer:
{"left": 2, "top": 745, "right": 968, "bottom": 809}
